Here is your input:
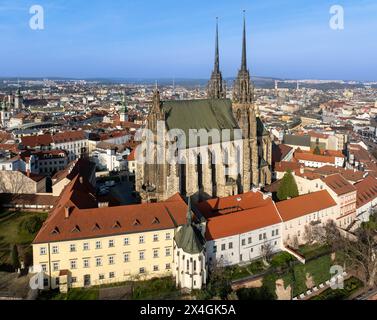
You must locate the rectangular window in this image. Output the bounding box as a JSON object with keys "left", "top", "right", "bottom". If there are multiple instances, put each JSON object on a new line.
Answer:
{"left": 124, "top": 253, "right": 130, "bottom": 263}
{"left": 221, "top": 244, "right": 226, "bottom": 251}
{"left": 99, "top": 274, "right": 105, "bottom": 280}
{"left": 71, "top": 277, "right": 77, "bottom": 284}
{"left": 165, "top": 248, "right": 171, "bottom": 257}
{"left": 40, "top": 247, "right": 47, "bottom": 255}
{"left": 96, "top": 257, "right": 102, "bottom": 267}
{"left": 139, "top": 236, "right": 145, "bottom": 244}
{"left": 96, "top": 241, "right": 102, "bottom": 249}
{"left": 153, "top": 265, "right": 159, "bottom": 272}
{"left": 259, "top": 234, "right": 262, "bottom": 241}
{"left": 272, "top": 230, "right": 275, "bottom": 237}
{"left": 248, "top": 237, "right": 252, "bottom": 244}
{"left": 124, "top": 238, "right": 129, "bottom": 246}
{"left": 213, "top": 246, "right": 217, "bottom": 253}
{"left": 153, "top": 234, "right": 159, "bottom": 242}
{"left": 276, "top": 229, "right": 279, "bottom": 236}
{"left": 153, "top": 249, "right": 159, "bottom": 258}
{"left": 83, "top": 259, "right": 90, "bottom": 268}
{"left": 41, "top": 264, "right": 47, "bottom": 272}
{"left": 109, "top": 272, "right": 115, "bottom": 279}
{"left": 83, "top": 242, "right": 89, "bottom": 251}
{"left": 70, "top": 244, "right": 76, "bottom": 252}
{"left": 166, "top": 263, "right": 171, "bottom": 270}
{"left": 109, "top": 256, "right": 115, "bottom": 265}
{"left": 109, "top": 240, "right": 115, "bottom": 248}
{"left": 70, "top": 260, "right": 77, "bottom": 270}
{"left": 166, "top": 233, "right": 171, "bottom": 240}
{"left": 242, "top": 239, "right": 246, "bottom": 246}
{"left": 139, "top": 268, "right": 145, "bottom": 274}
{"left": 52, "top": 262, "right": 59, "bottom": 271}
{"left": 52, "top": 246, "right": 59, "bottom": 254}
{"left": 139, "top": 251, "right": 145, "bottom": 260}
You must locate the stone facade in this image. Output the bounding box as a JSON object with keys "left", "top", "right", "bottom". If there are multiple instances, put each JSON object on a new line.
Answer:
{"left": 136, "top": 18, "right": 272, "bottom": 203}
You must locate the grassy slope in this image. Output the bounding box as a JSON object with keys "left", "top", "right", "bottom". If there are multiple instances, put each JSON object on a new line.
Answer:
{"left": 0, "top": 211, "right": 47, "bottom": 267}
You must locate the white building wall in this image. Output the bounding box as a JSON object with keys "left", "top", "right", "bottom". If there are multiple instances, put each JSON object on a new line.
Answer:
{"left": 205, "top": 223, "right": 283, "bottom": 267}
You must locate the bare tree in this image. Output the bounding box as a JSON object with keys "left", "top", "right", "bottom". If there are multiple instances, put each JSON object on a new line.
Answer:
{"left": 0, "top": 171, "right": 30, "bottom": 202}
{"left": 261, "top": 241, "right": 274, "bottom": 264}
{"left": 323, "top": 221, "right": 377, "bottom": 289}
{"left": 304, "top": 223, "right": 326, "bottom": 245}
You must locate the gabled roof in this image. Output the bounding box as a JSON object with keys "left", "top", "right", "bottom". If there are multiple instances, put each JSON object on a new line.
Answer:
{"left": 283, "top": 135, "right": 311, "bottom": 147}
{"left": 33, "top": 176, "right": 188, "bottom": 244}
{"left": 162, "top": 99, "right": 239, "bottom": 147}
{"left": 354, "top": 176, "right": 377, "bottom": 208}
{"left": 276, "top": 190, "right": 337, "bottom": 222}
{"left": 197, "top": 191, "right": 282, "bottom": 240}
{"left": 322, "top": 174, "right": 356, "bottom": 196}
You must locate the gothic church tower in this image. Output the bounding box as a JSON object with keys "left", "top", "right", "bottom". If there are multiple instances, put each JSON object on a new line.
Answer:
{"left": 232, "top": 13, "right": 259, "bottom": 189}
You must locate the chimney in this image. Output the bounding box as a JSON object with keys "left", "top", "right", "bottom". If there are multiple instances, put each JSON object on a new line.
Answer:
{"left": 64, "top": 206, "right": 71, "bottom": 219}
{"left": 98, "top": 202, "right": 109, "bottom": 208}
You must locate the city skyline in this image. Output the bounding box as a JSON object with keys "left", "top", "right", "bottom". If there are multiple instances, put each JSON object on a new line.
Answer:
{"left": 0, "top": 0, "right": 377, "bottom": 81}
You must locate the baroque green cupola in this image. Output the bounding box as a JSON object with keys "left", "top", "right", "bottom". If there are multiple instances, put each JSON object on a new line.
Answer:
{"left": 174, "top": 197, "right": 205, "bottom": 254}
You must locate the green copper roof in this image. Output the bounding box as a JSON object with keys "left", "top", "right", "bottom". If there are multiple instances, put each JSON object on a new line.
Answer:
{"left": 174, "top": 224, "right": 205, "bottom": 254}
{"left": 162, "top": 99, "right": 239, "bottom": 148}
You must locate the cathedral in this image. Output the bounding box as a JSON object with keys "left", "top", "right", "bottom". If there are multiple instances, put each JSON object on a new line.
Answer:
{"left": 136, "top": 17, "right": 272, "bottom": 203}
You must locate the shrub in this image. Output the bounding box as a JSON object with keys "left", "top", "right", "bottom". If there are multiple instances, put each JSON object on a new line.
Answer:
{"left": 271, "top": 252, "right": 294, "bottom": 269}
{"left": 236, "top": 286, "right": 275, "bottom": 300}
{"left": 11, "top": 244, "right": 20, "bottom": 270}
{"left": 19, "top": 216, "right": 44, "bottom": 234}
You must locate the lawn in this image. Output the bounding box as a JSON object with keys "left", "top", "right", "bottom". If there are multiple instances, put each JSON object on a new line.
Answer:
{"left": 262, "top": 254, "right": 336, "bottom": 298}
{"left": 297, "top": 243, "right": 331, "bottom": 260}
{"left": 38, "top": 288, "right": 99, "bottom": 300}
{"left": 0, "top": 211, "right": 48, "bottom": 269}
{"left": 131, "top": 277, "right": 180, "bottom": 300}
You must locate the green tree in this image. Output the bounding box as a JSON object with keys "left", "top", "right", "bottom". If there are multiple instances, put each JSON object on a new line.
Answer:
{"left": 277, "top": 170, "right": 299, "bottom": 201}
{"left": 11, "top": 244, "right": 20, "bottom": 270}
{"left": 313, "top": 146, "right": 321, "bottom": 155}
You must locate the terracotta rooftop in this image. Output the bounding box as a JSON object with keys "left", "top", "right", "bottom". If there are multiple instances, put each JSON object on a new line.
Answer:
{"left": 21, "top": 134, "right": 53, "bottom": 148}
{"left": 275, "top": 161, "right": 302, "bottom": 172}
{"left": 354, "top": 176, "right": 377, "bottom": 209}
{"left": 52, "top": 130, "right": 86, "bottom": 144}
{"left": 322, "top": 174, "right": 356, "bottom": 196}
{"left": 33, "top": 176, "right": 188, "bottom": 244}
{"left": 313, "top": 165, "right": 365, "bottom": 183}
{"left": 276, "top": 190, "right": 337, "bottom": 222}
{"left": 196, "top": 191, "right": 282, "bottom": 240}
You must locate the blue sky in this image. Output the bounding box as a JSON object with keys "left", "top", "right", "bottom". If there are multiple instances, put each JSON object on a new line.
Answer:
{"left": 0, "top": 0, "right": 376, "bottom": 80}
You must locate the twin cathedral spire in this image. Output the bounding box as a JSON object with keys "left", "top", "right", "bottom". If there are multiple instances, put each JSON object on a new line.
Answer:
{"left": 207, "top": 12, "right": 254, "bottom": 104}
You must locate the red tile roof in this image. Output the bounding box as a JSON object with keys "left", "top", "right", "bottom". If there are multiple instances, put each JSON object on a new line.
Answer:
{"left": 33, "top": 176, "right": 188, "bottom": 244}
{"left": 354, "top": 176, "right": 377, "bottom": 209}
{"left": 276, "top": 190, "right": 337, "bottom": 222}
{"left": 275, "top": 161, "right": 302, "bottom": 172}
{"left": 196, "top": 192, "right": 282, "bottom": 240}
{"left": 21, "top": 134, "right": 53, "bottom": 148}
{"left": 322, "top": 174, "right": 356, "bottom": 196}
{"left": 52, "top": 130, "right": 86, "bottom": 143}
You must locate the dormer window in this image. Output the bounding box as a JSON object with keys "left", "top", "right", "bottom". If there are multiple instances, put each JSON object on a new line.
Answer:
{"left": 113, "top": 221, "right": 121, "bottom": 229}
{"left": 152, "top": 217, "right": 160, "bottom": 224}
{"left": 93, "top": 223, "right": 101, "bottom": 231}
{"left": 71, "top": 225, "right": 81, "bottom": 233}
{"left": 51, "top": 227, "right": 60, "bottom": 235}
{"left": 133, "top": 219, "right": 141, "bottom": 226}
